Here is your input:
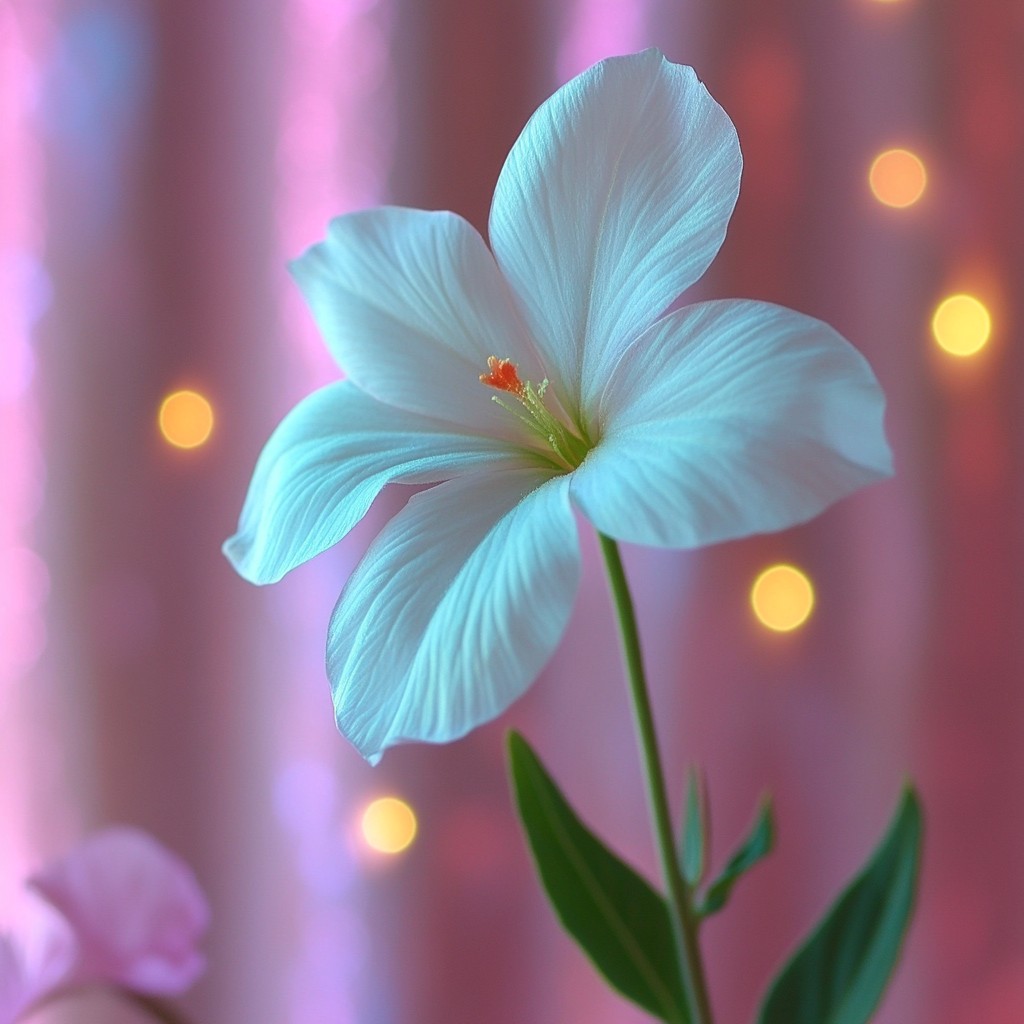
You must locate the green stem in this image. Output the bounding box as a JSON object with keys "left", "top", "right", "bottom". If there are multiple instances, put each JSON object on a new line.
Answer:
{"left": 597, "top": 533, "right": 715, "bottom": 1024}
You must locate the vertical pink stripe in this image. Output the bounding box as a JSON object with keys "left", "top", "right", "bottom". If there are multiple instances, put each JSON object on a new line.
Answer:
{"left": 274, "top": 1, "right": 395, "bottom": 1019}
{"left": 557, "top": 0, "right": 653, "bottom": 80}
{"left": 277, "top": 0, "right": 396, "bottom": 377}
{"left": 0, "top": 2, "right": 54, "bottom": 915}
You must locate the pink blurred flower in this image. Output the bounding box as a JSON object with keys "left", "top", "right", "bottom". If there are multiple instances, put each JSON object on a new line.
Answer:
{"left": 0, "top": 918, "right": 76, "bottom": 1024}
{"left": 0, "top": 827, "right": 209, "bottom": 1023}
{"left": 0, "top": 936, "right": 30, "bottom": 1024}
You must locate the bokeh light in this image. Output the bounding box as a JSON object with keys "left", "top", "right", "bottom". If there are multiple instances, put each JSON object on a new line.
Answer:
{"left": 158, "top": 389, "right": 214, "bottom": 449}
{"left": 931, "top": 294, "right": 992, "bottom": 357}
{"left": 360, "top": 797, "right": 417, "bottom": 855}
{"left": 869, "top": 148, "right": 927, "bottom": 208}
{"left": 751, "top": 564, "right": 815, "bottom": 632}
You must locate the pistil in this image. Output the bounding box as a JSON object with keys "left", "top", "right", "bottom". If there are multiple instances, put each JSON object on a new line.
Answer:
{"left": 480, "top": 356, "right": 591, "bottom": 470}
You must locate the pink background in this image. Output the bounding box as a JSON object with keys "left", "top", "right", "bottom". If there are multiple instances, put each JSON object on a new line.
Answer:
{"left": 2, "top": 1, "right": 1023, "bottom": 1022}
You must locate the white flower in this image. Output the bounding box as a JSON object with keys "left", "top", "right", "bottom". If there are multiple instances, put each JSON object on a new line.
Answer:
{"left": 225, "top": 50, "right": 892, "bottom": 763}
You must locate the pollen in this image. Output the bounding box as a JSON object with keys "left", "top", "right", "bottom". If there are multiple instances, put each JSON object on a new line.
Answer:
{"left": 478, "top": 355, "right": 592, "bottom": 472}
{"left": 480, "top": 356, "right": 526, "bottom": 398}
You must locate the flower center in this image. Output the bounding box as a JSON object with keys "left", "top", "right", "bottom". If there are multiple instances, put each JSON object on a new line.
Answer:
{"left": 479, "top": 356, "right": 526, "bottom": 399}
{"left": 480, "top": 356, "right": 591, "bottom": 470}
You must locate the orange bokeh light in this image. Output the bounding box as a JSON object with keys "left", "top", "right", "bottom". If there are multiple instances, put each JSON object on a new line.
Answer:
{"left": 931, "top": 294, "right": 992, "bottom": 357}
{"left": 751, "top": 564, "right": 815, "bottom": 633}
{"left": 869, "top": 148, "right": 927, "bottom": 208}
{"left": 360, "top": 797, "right": 417, "bottom": 855}
{"left": 158, "top": 390, "right": 214, "bottom": 449}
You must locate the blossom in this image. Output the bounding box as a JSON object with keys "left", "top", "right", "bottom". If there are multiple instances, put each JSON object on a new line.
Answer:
{"left": 0, "top": 922, "right": 73, "bottom": 1024}
{"left": 0, "top": 828, "right": 208, "bottom": 1023}
{"left": 224, "top": 49, "right": 892, "bottom": 763}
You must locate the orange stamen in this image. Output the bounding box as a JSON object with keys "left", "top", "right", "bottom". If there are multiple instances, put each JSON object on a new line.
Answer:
{"left": 479, "top": 356, "right": 526, "bottom": 398}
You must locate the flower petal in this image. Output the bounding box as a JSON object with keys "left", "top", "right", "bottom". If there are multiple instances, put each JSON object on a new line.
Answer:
{"left": 0, "top": 936, "right": 28, "bottom": 1024}
{"left": 28, "top": 827, "right": 209, "bottom": 997}
{"left": 571, "top": 300, "right": 893, "bottom": 547}
{"left": 0, "top": 911, "right": 78, "bottom": 1024}
{"left": 327, "top": 468, "right": 580, "bottom": 762}
{"left": 489, "top": 49, "right": 741, "bottom": 418}
{"left": 290, "top": 208, "right": 546, "bottom": 434}
{"left": 224, "top": 381, "right": 534, "bottom": 585}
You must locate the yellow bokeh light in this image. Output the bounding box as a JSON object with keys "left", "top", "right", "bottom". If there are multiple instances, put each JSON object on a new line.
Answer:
{"left": 158, "top": 390, "right": 214, "bottom": 449}
{"left": 868, "top": 148, "right": 927, "bottom": 208}
{"left": 931, "top": 294, "right": 991, "bottom": 357}
{"left": 360, "top": 797, "right": 417, "bottom": 855}
{"left": 751, "top": 564, "right": 815, "bottom": 633}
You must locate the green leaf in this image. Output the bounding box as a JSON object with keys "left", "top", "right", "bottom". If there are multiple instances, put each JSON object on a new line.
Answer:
{"left": 756, "top": 785, "right": 923, "bottom": 1024}
{"left": 700, "top": 796, "right": 774, "bottom": 916}
{"left": 507, "top": 731, "right": 689, "bottom": 1024}
{"left": 681, "top": 766, "right": 708, "bottom": 886}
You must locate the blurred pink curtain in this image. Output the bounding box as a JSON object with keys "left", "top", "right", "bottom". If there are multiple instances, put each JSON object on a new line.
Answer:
{"left": 2, "top": 0, "right": 1023, "bottom": 1022}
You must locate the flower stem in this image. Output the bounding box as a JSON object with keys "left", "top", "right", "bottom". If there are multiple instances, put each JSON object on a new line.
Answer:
{"left": 597, "top": 533, "right": 714, "bottom": 1024}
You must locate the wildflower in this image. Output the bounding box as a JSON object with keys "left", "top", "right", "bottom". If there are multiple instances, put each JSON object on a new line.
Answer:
{"left": 0, "top": 828, "right": 208, "bottom": 1023}
{"left": 0, "top": 924, "right": 72, "bottom": 1024}
{"left": 224, "top": 49, "right": 891, "bottom": 762}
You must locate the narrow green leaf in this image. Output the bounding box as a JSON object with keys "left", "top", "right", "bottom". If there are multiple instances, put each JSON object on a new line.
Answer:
{"left": 757, "top": 785, "right": 923, "bottom": 1024}
{"left": 507, "top": 731, "right": 689, "bottom": 1024}
{"left": 700, "top": 796, "right": 774, "bottom": 916}
{"left": 681, "top": 766, "right": 708, "bottom": 886}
